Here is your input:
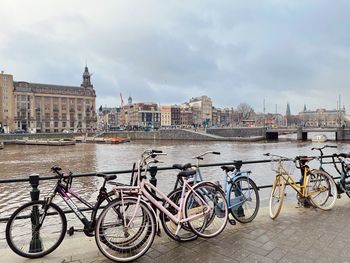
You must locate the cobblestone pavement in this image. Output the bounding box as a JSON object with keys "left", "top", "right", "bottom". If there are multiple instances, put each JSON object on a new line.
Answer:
{"left": 2, "top": 198, "right": 350, "bottom": 263}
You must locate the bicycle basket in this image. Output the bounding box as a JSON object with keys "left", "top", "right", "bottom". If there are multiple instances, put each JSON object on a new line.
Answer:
{"left": 270, "top": 159, "right": 295, "bottom": 175}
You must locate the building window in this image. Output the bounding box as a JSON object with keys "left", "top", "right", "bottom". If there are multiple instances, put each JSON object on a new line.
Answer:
{"left": 53, "top": 97, "right": 59, "bottom": 111}
{"left": 61, "top": 98, "right": 67, "bottom": 111}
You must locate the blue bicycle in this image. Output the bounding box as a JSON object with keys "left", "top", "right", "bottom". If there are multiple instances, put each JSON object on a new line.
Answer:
{"left": 173, "top": 151, "right": 260, "bottom": 224}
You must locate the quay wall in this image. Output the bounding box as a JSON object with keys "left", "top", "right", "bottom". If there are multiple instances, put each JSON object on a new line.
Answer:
{"left": 104, "top": 129, "right": 220, "bottom": 140}
{"left": 206, "top": 127, "right": 266, "bottom": 137}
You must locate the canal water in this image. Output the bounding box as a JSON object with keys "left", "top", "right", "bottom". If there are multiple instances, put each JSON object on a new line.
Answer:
{"left": 0, "top": 136, "right": 349, "bottom": 244}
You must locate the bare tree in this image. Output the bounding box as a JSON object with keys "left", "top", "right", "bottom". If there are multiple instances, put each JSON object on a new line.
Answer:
{"left": 237, "top": 103, "right": 255, "bottom": 122}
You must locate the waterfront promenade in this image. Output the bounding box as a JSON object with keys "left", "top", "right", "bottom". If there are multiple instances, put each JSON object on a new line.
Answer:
{"left": 2, "top": 197, "right": 350, "bottom": 263}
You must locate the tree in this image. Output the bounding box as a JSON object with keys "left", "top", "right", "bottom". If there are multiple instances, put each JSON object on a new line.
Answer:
{"left": 237, "top": 103, "right": 255, "bottom": 122}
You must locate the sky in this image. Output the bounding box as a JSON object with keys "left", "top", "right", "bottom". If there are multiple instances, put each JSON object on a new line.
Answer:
{"left": 1, "top": 0, "right": 349, "bottom": 115}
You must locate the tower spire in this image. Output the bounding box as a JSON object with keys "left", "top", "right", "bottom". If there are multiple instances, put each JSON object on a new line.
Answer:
{"left": 81, "top": 65, "right": 92, "bottom": 88}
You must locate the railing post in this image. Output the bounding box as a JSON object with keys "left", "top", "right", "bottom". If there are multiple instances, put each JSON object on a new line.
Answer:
{"left": 149, "top": 166, "right": 158, "bottom": 189}
{"left": 29, "top": 174, "right": 42, "bottom": 253}
{"left": 29, "top": 174, "right": 40, "bottom": 201}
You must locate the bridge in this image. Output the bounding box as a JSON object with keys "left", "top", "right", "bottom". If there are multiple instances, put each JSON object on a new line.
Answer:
{"left": 206, "top": 127, "right": 350, "bottom": 141}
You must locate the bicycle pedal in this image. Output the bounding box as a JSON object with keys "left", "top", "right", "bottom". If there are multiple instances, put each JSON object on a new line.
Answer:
{"left": 228, "top": 219, "right": 236, "bottom": 225}
{"left": 67, "top": 226, "right": 74, "bottom": 236}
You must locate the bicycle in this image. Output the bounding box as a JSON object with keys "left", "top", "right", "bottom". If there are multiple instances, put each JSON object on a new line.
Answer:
{"left": 5, "top": 166, "right": 123, "bottom": 259}
{"left": 310, "top": 145, "right": 350, "bottom": 197}
{"left": 94, "top": 149, "right": 228, "bottom": 262}
{"left": 331, "top": 152, "right": 350, "bottom": 197}
{"left": 172, "top": 151, "right": 260, "bottom": 224}
{"left": 265, "top": 153, "right": 337, "bottom": 219}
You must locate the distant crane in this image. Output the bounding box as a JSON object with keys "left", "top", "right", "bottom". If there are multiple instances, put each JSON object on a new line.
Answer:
{"left": 120, "top": 93, "right": 124, "bottom": 108}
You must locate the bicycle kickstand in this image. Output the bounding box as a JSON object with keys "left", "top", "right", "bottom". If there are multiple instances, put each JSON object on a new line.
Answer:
{"left": 228, "top": 214, "right": 236, "bottom": 226}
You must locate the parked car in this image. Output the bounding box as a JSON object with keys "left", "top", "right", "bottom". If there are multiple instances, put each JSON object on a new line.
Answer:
{"left": 14, "top": 129, "right": 26, "bottom": 134}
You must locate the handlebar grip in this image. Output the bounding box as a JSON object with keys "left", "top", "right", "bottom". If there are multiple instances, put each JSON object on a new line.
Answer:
{"left": 51, "top": 165, "right": 62, "bottom": 171}
{"left": 263, "top": 153, "right": 270, "bottom": 156}
{"left": 339, "top": 153, "right": 350, "bottom": 158}
{"left": 311, "top": 147, "right": 315, "bottom": 150}
{"left": 212, "top": 151, "right": 220, "bottom": 155}
{"left": 326, "top": 145, "right": 337, "bottom": 148}
{"left": 152, "top": 150, "right": 163, "bottom": 153}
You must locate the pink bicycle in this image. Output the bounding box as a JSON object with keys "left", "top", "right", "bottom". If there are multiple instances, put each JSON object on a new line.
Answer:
{"left": 94, "top": 149, "right": 228, "bottom": 262}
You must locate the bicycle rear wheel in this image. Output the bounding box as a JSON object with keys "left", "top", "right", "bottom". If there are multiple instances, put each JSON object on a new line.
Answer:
{"left": 185, "top": 182, "right": 228, "bottom": 238}
{"left": 269, "top": 175, "right": 285, "bottom": 219}
{"left": 340, "top": 172, "right": 350, "bottom": 198}
{"left": 307, "top": 169, "right": 337, "bottom": 210}
{"left": 95, "top": 197, "right": 156, "bottom": 262}
{"left": 6, "top": 200, "right": 67, "bottom": 259}
{"left": 229, "top": 177, "right": 260, "bottom": 223}
{"left": 159, "top": 188, "right": 198, "bottom": 242}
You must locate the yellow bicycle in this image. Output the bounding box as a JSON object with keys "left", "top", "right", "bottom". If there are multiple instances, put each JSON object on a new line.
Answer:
{"left": 265, "top": 153, "right": 337, "bottom": 219}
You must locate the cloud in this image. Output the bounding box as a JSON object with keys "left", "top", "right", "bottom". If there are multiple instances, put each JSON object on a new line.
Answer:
{"left": 1, "top": 0, "right": 350, "bottom": 114}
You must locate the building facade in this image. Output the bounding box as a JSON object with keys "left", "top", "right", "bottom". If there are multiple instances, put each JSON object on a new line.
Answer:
{"left": 189, "top": 95, "right": 213, "bottom": 127}
{"left": 299, "top": 108, "right": 345, "bottom": 127}
{"left": 160, "top": 106, "right": 171, "bottom": 127}
{"left": 0, "top": 72, "right": 15, "bottom": 133}
{"left": 121, "top": 98, "right": 161, "bottom": 129}
{"left": 0, "top": 66, "right": 96, "bottom": 133}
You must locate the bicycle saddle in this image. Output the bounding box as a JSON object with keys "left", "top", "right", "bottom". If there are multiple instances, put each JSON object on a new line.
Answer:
{"left": 221, "top": 166, "right": 235, "bottom": 172}
{"left": 172, "top": 163, "right": 192, "bottom": 170}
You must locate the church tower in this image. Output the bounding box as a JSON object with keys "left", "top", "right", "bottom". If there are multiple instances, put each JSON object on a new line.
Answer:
{"left": 81, "top": 65, "right": 93, "bottom": 89}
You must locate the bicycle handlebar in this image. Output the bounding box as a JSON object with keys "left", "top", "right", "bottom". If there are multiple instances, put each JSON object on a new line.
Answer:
{"left": 192, "top": 151, "right": 221, "bottom": 159}
{"left": 311, "top": 145, "right": 337, "bottom": 156}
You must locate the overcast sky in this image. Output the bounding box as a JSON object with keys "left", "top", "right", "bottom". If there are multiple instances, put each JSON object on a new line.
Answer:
{"left": 1, "top": 0, "right": 349, "bottom": 114}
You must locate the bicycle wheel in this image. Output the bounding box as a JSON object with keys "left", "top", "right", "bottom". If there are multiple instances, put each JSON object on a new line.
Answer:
{"left": 95, "top": 197, "right": 156, "bottom": 262}
{"left": 229, "top": 177, "right": 260, "bottom": 223}
{"left": 6, "top": 200, "right": 67, "bottom": 259}
{"left": 159, "top": 188, "right": 198, "bottom": 242}
{"left": 185, "top": 182, "right": 228, "bottom": 238}
{"left": 341, "top": 171, "right": 350, "bottom": 198}
{"left": 269, "top": 175, "right": 285, "bottom": 219}
{"left": 307, "top": 169, "right": 337, "bottom": 210}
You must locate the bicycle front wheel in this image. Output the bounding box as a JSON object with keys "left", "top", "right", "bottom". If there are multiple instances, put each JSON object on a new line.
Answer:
{"left": 160, "top": 188, "right": 198, "bottom": 242}
{"left": 185, "top": 182, "right": 228, "bottom": 238}
{"left": 6, "top": 200, "right": 67, "bottom": 259}
{"left": 95, "top": 197, "right": 156, "bottom": 262}
{"left": 229, "top": 177, "right": 260, "bottom": 223}
{"left": 269, "top": 175, "right": 285, "bottom": 219}
{"left": 307, "top": 169, "right": 337, "bottom": 210}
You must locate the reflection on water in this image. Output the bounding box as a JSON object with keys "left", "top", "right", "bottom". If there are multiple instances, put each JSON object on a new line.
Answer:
{"left": 0, "top": 139, "right": 349, "bottom": 241}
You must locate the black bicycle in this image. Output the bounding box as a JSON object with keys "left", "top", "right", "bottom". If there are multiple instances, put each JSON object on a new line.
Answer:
{"left": 5, "top": 166, "right": 123, "bottom": 258}
{"left": 331, "top": 153, "right": 350, "bottom": 197}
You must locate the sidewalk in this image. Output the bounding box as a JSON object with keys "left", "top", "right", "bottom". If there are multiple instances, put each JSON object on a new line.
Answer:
{"left": 2, "top": 197, "right": 350, "bottom": 263}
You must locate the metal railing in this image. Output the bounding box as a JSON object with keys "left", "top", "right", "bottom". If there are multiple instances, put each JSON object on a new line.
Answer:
{"left": 0, "top": 155, "right": 342, "bottom": 222}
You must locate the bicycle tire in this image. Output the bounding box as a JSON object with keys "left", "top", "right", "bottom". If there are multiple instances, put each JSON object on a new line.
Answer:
{"left": 185, "top": 182, "right": 228, "bottom": 238}
{"left": 6, "top": 200, "right": 67, "bottom": 259}
{"left": 229, "top": 177, "right": 260, "bottom": 223}
{"left": 341, "top": 171, "right": 350, "bottom": 198}
{"left": 159, "top": 188, "right": 198, "bottom": 242}
{"left": 95, "top": 197, "right": 156, "bottom": 262}
{"left": 307, "top": 169, "right": 337, "bottom": 210}
{"left": 269, "top": 175, "right": 285, "bottom": 219}
{"left": 97, "top": 200, "right": 150, "bottom": 250}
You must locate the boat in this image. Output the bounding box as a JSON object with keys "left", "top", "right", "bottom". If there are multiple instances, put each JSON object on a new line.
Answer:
{"left": 75, "top": 137, "right": 130, "bottom": 144}
{"left": 12, "top": 139, "right": 76, "bottom": 146}
{"left": 312, "top": 134, "right": 328, "bottom": 143}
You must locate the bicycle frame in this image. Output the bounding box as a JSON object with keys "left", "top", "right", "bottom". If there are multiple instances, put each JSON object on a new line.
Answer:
{"left": 182, "top": 159, "right": 253, "bottom": 211}
{"left": 115, "top": 152, "right": 212, "bottom": 236}
{"left": 46, "top": 179, "right": 114, "bottom": 233}
{"left": 274, "top": 160, "right": 320, "bottom": 198}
